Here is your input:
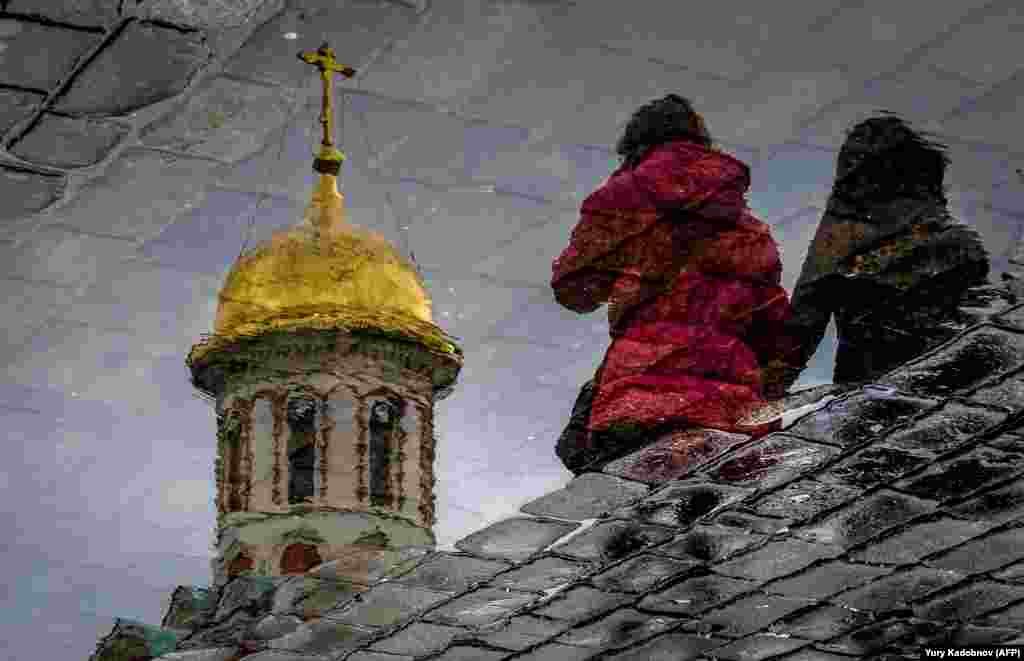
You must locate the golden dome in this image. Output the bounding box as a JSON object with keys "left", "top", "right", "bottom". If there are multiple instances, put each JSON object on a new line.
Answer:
{"left": 209, "top": 173, "right": 457, "bottom": 355}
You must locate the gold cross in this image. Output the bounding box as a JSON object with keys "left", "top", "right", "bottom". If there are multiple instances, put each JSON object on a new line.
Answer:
{"left": 298, "top": 42, "right": 357, "bottom": 174}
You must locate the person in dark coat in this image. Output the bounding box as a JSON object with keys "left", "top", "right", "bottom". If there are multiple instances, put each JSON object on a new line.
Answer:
{"left": 784, "top": 113, "right": 990, "bottom": 384}
{"left": 552, "top": 95, "right": 803, "bottom": 474}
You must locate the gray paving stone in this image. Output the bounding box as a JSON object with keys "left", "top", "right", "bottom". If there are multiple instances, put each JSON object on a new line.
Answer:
{"left": 849, "top": 517, "right": 992, "bottom": 565}
{"left": 639, "top": 574, "right": 756, "bottom": 615}
{"left": 654, "top": 524, "right": 766, "bottom": 564}
{"left": 140, "top": 75, "right": 301, "bottom": 164}
{"left": 474, "top": 615, "right": 569, "bottom": 651}
{"left": 369, "top": 622, "right": 465, "bottom": 657}
{"left": 817, "top": 444, "right": 932, "bottom": 488}
{"left": 795, "top": 489, "right": 936, "bottom": 549}
{"left": 913, "top": 581, "right": 1024, "bottom": 622}
{"left": 155, "top": 649, "right": 240, "bottom": 661}
{"left": 766, "top": 561, "right": 891, "bottom": 600}
{"left": 833, "top": 567, "right": 964, "bottom": 612}
{"left": 267, "top": 620, "right": 375, "bottom": 655}
{"left": 712, "top": 510, "right": 793, "bottom": 534}
{"left": 126, "top": 0, "right": 266, "bottom": 29}
{"left": 778, "top": 649, "right": 858, "bottom": 661}
{"left": 6, "top": 0, "right": 121, "bottom": 27}
{"left": 751, "top": 480, "right": 861, "bottom": 522}
{"left": 600, "top": 631, "right": 728, "bottom": 660}
{"left": 986, "top": 432, "right": 1024, "bottom": 452}
{"left": 996, "top": 303, "right": 1024, "bottom": 332}
{"left": 602, "top": 428, "right": 751, "bottom": 484}
{"left": 772, "top": 604, "right": 875, "bottom": 641}
{"left": 0, "top": 164, "right": 65, "bottom": 221}
{"left": 710, "top": 634, "right": 809, "bottom": 660}
{"left": 968, "top": 375, "right": 1024, "bottom": 412}
{"left": 54, "top": 21, "right": 211, "bottom": 116}
{"left": 981, "top": 601, "right": 1024, "bottom": 629}
{"left": 512, "top": 643, "right": 595, "bottom": 661}
{"left": 556, "top": 607, "right": 678, "bottom": 649}
{"left": 0, "top": 87, "right": 45, "bottom": 136}
{"left": 10, "top": 112, "right": 129, "bottom": 169}
{"left": 942, "top": 624, "right": 1024, "bottom": 647}
{"left": 950, "top": 480, "right": 1024, "bottom": 524}
{"left": 488, "top": 557, "right": 591, "bottom": 593}
{"left": 455, "top": 517, "right": 578, "bottom": 563}
{"left": 531, "top": 586, "right": 632, "bottom": 623}
{"left": 551, "top": 521, "right": 676, "bottom": 562}
{"left": 817, "top": 618, "right": 930, "bottom": 656}
{"left": 520, "top": 473, "right": 647, "bottom": 521}
{"left": 883, "top": 402, "right": 1007, "bottom": 456}
{"left": 232, "top": 652, "right": 330, "bottom": 661}
{"left": 994, "top": 559, "right": 1024, "bottom": 583}
{"left": 879, "top": 327, "right": 1024, "bottom": 397}
{"left": 324, "top": 584, "right": 449, "bottom": 629}
{"left": 714, "top": 539, "right": 842, "bottom": 582}
{"left": 590, "top": 553, "right": 699, "bottom": 593}
{"left": 424, "top": 588, "right": 538, "bottom": 627}
{"left": 613, "top": 481, "right": 753, "bottom": 527}
{"left": 785, "top": 387, "right": 938, "bottom": 447}
{"left": 926, "top": 526, "right": 1024, "bottom": 575}
{"left": 346, "top": 652, "right": 414, "bottom": 661}
{"left": 703, "top": 434, "right": 839, "bottom": 491}
{"left": 0, "top": 19, "right": 102, "bottom": 91}
{"left": 895, "top": 446, "right": 1024, "bottom": 501}
{"left": 250, "top": 614, "right": 302, "bottom": 641}
{"left": 393, "top": 553, "right": 509, "bottom": 594}
{"left": 701, "top": 592, "right": 809, "bottom": 636}
{"left": 419, "top": 645, "right": 507, "bottom": 661}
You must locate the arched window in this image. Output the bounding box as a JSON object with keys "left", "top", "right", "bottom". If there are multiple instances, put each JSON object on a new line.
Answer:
{"left": 368, "top": 398, "right": 403, "bottom": 507}
{"left": 218, "top": 410, "right": 244, "bottom": 512}
{"left": 287, "top": 396, "right": 318, "bottom": 504}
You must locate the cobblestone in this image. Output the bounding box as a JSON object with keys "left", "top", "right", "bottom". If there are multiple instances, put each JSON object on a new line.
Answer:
{"left": 10, "top": 112, "right": 130, "bottom": 169}
{"left": 778, "top": 649, "right": 857, "bottom": 661}
{"left": 531, "top": 586, "right": 632, "bottom": 623}
{"left": 652, "top": 524, "right": 766, "bottom": 564}
{"left": 883, "top": 402, "right": 1006, "bottom": 456}
{"left": 614, "top": 482, "right": 753, "bottom": 527}
{"left": 772, "top": 604, "right": 875, "bottom": 641}
{"left": 710, "top": 633, "right": 809, "bottom": 660}
{"left": 893, "top": 445, "right": 1023, "bottom": 501}
{"left": 849, "top": 517, "right": 991, "bottom": 565}
{"left": 423, "top": 588, "right": 538, "bottom": 627}
{"left": 600, "top": 632, "right": 727, "bottom": 660}
{"left": 602, "top": 429, "right": 751, "bottom": 484}
{"left": 392, "top": 553, "right": 509, "bottom": 594}
{"left": 817, "top": 445, "right": 931, "bottom": 488}
{"left": 751, "top": 479, "right": 861, "bottom": 522}
{"left": 267, "top": 620, "right": 374, "bottom": 655}
{"left": 712, "top": 510, "right": 793, "bottom": 534}
{"left": 54, "top": 21, "right": 211, "bottom": 117}
{"left": 555, "top": 607, "right": 677, "bottom": 650}
{"left": 638, "top": 573, "right": 756, "bottom": 615}
{"left": 913, "top": 580, "right": 1024, "bottom": 621}
{"left": 833, "top": 567, "right": 964, "bottom": 612}
{"left": 6, "top": 0, "right": 122, "bottom": 28}
{"left": 765, "top": 561, "right": 891, "bottom": 600}
{"left": 785, "top": 387, "right": 938, "bottom": 447}
{"left": 967, "top": 374, "right": 1024, "bottom": 412}
{"left": 700, "top": 592, "right": 810, "bottom": 636}
{"left": 879, "top": 327, "right": 1024, "bottom": 396}
{"left": 714, "top": 539, "right": 842, "bottom": 582}
{"left": 949, "top": 480, "right": 1024, "bottom": 524}
{"left": 519, "top": 473, "right": 648, "bottom": 521}
{"left": 427, "top": 645, "right": 507, "bottom": 661}
{"left": 551, "top": 521, "right": 676, "bottom": 562}
{"left": 926, "top": 526, "right": 1024, "bottom": 574}
{"left": 511, "top": 642, "right": 595, "bottom": 661}
{"left": 324, "top": 584, "right": 449, "bottom": 629}
{"left": 473, "top": 615, "right": 568, "bottom": 651}
{"left": 0, "top": 164, "right": 65, "bottom": 222}
{"left": 0, "top": 19, "right": 102, "bottom": 91}
{"left": 981, "top": 601, "right": 1024, "bottom": 629}
{"left": 0, "top": 87, "right": 45, "bottom": 137}
{"left": 590, "top": 553, "right": 698, "bottom": 593}
{"left": 455, "top": 517, "right": 578, "bottom": 563}
{"left": 487, "top": 556, "right": 590, "bottom": 593}
{"left": 795, "top": 489, "right": 936, "bottom": 548}
{"left": 368, "top": 622, "right": 464, "bottom": 657}
{"left": 703, "top": 434, "right": 839, "bottom": 491}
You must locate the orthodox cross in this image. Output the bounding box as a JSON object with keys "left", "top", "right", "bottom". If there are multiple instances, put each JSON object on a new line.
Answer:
{"left": 298, "top": 42, "right": 357, "bottom": 175}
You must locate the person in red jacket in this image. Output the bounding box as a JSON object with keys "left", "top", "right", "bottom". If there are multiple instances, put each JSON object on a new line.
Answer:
{"left": 552, "top": 94, "right": 802, "bottom": 474}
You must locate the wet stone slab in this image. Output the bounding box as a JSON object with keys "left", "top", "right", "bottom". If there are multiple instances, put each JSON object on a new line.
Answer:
{"left": 700, "top": 592, "right": 810, "bottom": 636}
{"left": 455, "top": 517, "right": 579, "bottom": 563}
{"left": 427, "top": 645, "right": 508, "bottom": 661}
{"left": 993, "top": 560, "right": 1024, "bottom": 584}
{"left": 511, "top": 642, "right": 598, "bottom": 661}
{"left": 531, "top": 586, "right": 633, "bottom": 623}
{"left": 883, "top": 402, "right": 1006, "bottom": 456}
{"left": 765, "top": 561, "right": 891, "bottom": 600}
{"left": 0, "top": 88, "right": 45, "bottom": 136}
{"left": 556, "top": 608, "right": 678, "bottom": 650}
{"left": 590, "top": 553, "right": 699, "bottom": 593}
{"left": 368, "top": 622, "right": 465, "bottom": 657}
{"left": 772, "top": 603, "right": 876, "bottom": 641}
{"left": 638, "top": 573, "right": 757, "bottom": 615}
{"left": 520, "top": 473, "right": 648, "bottom": 520}
{"left": 818, "top": 618, "right": 941, "bottom": 656}
{"left": 0, "top": 164, "right": 65, "bottom": 222}
{"left": 968, "top": 374, "right": 1024, "bottom": 412}
{"left": 346, "top": 652, "right": 414, "bottom": 661}
{"left": 713, "top": 539, "right": 842, "bottom": 582}
{"left": 711, "top": 510, "right": 793, "bottom": 534}
{"left": 487, "top": 556, "right": 591, "bottom": 593}
{"left": 849, "top": 517, "right": 992, "bottom": 565}
{"left": 982, "top": 602, "right": 1024, "bottom": 630}
{"left": 652, "top": 524, "right": 766, "bottom": 564}
{"left": 913, "top": 580, "right": 1024, "bottom": 622}
{"left": 926, "top": 526, "right": 1024, "bottom": 575}
{"left": 795, "top": 489, "right": 936, "bottom": 549}
{"left": 423, "top": 588, "right": 538, "bottom": 627}
{"left": 785, "top": 386, "right": 938, "bottom": 447}
{"left": 708, "top": 633, "right": 809, "bottom": 660}
{"left": 550, "top": 520, "right": 676, "bottom": 563}
{"left": 473, "top": 615, "right": 570, "bottom": 651}
{"left": 0, "top": 19, "right": 102, "bottom": 90}
{"left": 702, "top": 434, "right": 839, "bottom": 492}
{"left": 10, "top": 113, "right": 130, "bottom": 169}
{"left": 600, "top": 632, "right": 728, "bottom": 660}
{"left": 613, "top": 481, "right": 753, "bottom": 528}
{"left": 879, "top": 326, "right": 1024, "bottom": 397}
{"left": 995, "top": 303, "right": 1024, "bottom": 332}
{"left": 267, "top": 620, "right": 375, "bottom": 655}
{"left": 893, "top": 445, "right": 1024, "bottom": 501}
{"left": 602, "top": 429, "right": 751, "bottom": 484}
{"left": 816, "top": 444, "right": 932, "bottom": 488}
{"left": 832, "top": 567, "right": 964, "bottom": 612}
{"left": 986, "top": 432, "right": 1024, "bottom": 452}
{"left": 392, "top": 553, "right": 510, "bottom": 594}
{"left": 751, "top": 479, "right": 861, "bottom": 522}
{"left": 324, "top": 584, "right": 449, "bottom": 629}
{"left": 949, "top": 480, "right": 1024, "bottom": 524}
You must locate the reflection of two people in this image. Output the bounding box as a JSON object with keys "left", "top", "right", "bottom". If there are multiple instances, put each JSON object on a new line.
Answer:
{"left": 552, "top": 98, "right": 989, "bottom": 475}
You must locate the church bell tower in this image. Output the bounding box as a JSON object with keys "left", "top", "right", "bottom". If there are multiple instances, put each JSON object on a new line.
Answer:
{"left": 186, "top": 43, "right": 462, "bottom": 587}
